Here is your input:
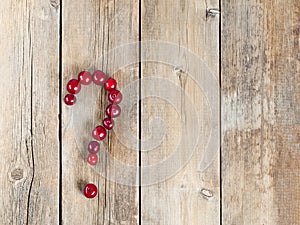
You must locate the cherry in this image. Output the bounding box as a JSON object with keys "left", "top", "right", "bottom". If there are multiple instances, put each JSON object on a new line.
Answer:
{"left": 64, "top": 94, "right": 76, "bottom": 105}
{"left": 67, "top": 79, "right": 81, "bottom": 94}
{"left": 87, "top": 153, "right": 98, "bottom": 165}
{"left": 106, "top": 104, "right": 121, "bottom": 118}
{"left": 104, "top": 78, "right": 117, "bottom": 91}
{"left": 83, "top": 183, "right": 98, "bottom": 198}
{"left": 108, "top": 90, "right": 122, "bottom": 104}
{"left": 93, "top": 70, "right": 107, "bottom": 86}
{"left": 78, "top": 71, "right": 92, "bottom": 85}
{"left": 92, "top": 125, "right": 107, "bottom": 141}
{"left": 88, "top": 141, "right": 100, "bottom": 153}
{"left": 103, "top": 117, "right": 114, "bottom": 130}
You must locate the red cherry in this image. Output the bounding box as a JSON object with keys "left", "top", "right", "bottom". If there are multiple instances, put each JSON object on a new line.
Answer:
{"left": 64, "top": 94, "right": 76, "bottom": 105}
{"left": 78, "top": 71, "right": 92, "bottom": 85}
{"left": 67, "top": 79, "right": 81, "bottom": 94}
{"left": 88, "top": 141, "right": 100, "bottom": 153}
{"left": 93, "top": 70, "right": 107, "bottom": 86}
{"left": 92, "top": 125, "right": 107, "bottom": 141}
{"left": 104, "top": 78, "right": 117, "bottom": 91}
{"left": 87, "top": 153, "right": 98, "bottom": 165}
{"left": 83, "top": 183, "right": 98, "bottom": 198}
{"left": 103, "top": 117, "right": 114, "bottom": 130}
{"left": 106, "top": 104, "right": 121, "bottom": 118}
{"left": 108, "top": 90, "right": 122, "bottom": 104}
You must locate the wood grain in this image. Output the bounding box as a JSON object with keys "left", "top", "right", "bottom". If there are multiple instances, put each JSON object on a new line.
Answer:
{"left": 141, "top": 0, "right": 220, "bottom": 224}
{"left": 0, "top": 0, "right": 60, "bottom": 224}
{"left": 62, "top": 0, "right": 139, "bottom": 224}
{"left": 1, "top": 0, "right": 299, "bottom": 224}
{"left": 221, "top": 0, "right": 300, "bottom": 224}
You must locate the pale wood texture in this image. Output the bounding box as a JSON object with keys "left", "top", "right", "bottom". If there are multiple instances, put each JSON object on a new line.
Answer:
{"left": 0, "top": 0, "right": 60, "bottom": 224}
{"left": 62, "top": 0, "right": 139, "bottom": 224}
{"left": 222, "top": 0, "right": 300, "bottom": 224}
{"left": 141, "top": 0, "right": 220, "bottom": 224}
{"left": 1, "top": 0, "right": 300, "bottom": 224}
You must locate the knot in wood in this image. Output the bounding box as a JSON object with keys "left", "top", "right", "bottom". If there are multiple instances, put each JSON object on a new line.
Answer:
{"left": 10, "top": 168, "right": 24, "bottom": 181}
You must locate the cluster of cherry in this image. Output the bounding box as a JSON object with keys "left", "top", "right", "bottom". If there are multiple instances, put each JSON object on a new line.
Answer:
{"left": 64, "top": 70, "right": 123, "bottom": 198}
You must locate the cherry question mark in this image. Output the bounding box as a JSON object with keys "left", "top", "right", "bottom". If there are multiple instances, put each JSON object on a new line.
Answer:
{"left": 64, "top": 70, "right": 123, "bottom": 198}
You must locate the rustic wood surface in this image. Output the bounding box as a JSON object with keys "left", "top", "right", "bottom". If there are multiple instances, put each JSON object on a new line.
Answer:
{"left": 0, "top": 0, "right": 299, "bottom": 224}
{"left": 221, "top": 0, "right": 300, "bottom": 224}
{"left": 0, "top": 0, "right": 60, "bottom": 224}
{"left": 62, "top": 0, "right": 139, "bottom": 224}
{"left": 141, "top": 0, "right": 220, "bottom": 224}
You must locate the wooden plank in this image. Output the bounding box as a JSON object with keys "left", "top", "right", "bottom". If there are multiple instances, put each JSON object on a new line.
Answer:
{"left": 221, "top": 0, "right": 300, "bottom": 224}
{"left": 141, "top": 0, "right": 220, "bottom": 224}
{"left": 0, "top": 0, "right": 60, "bottom": 224}
{"left": 62, "top": 0, "right": 139, "bottom": 224}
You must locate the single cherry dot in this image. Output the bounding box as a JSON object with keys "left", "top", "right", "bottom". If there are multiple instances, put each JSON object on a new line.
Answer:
{"left": 87, "top": 153, "right": 98, "bottom": 165}
{"left": 88, "top": 141, "right": 100, "bottom": 153}
{"left": 108, "top": 90, "right": 123, "bottom": 104}
{"left": 67, "top": 79, "right": 81, "bottom": 94}
{"left": 64, "top": 94, "right": 76, "bottom": 105}
{"left": 106, "top": 104, "right": 121, "bottom": 118}
{"left": 92, "top": 125, "right": 107, "bottom": 141}
{"left": 78, "top": 71, "right": 92, "bottom": 85}
{"left": 93, "top": 70, "right": 107, "bottom": 86}
{"left": 104, "top": 77, "right": 117, "bottom": 91}
{"left": 103, "top": 117, "right": 114, "bottom": 130}
{"left": 83, "top": 183, "right": 98, "bottom": 198}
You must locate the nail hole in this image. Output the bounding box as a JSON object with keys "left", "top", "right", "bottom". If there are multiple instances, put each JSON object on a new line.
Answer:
{"left": 49, "top": 0, "right": 59, "bottom": 9}
{"left": 174, "top": 66, "right": 183, "bottom": 75}
{"left": 206, "top": 8, "right": 220, "bottom": 18}
{"left": 199, "top": 188, "right": 214, "bottom": 200}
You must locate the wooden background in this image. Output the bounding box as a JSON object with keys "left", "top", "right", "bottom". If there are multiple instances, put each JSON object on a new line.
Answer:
{"left": 0, "top": 0, "right": 299, "bottom": 224}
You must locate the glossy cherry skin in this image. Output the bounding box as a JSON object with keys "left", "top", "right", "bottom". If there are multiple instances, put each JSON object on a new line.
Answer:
{"left": 88, "top": 141, "right": 100, "bottom": 153}
{"left": 93, "top": 70, "right": 107, "bottom": 86}
{"left": 83, "top": 183, "right": 98, "bottom": 198}
{"left": 92, "top": 125, "right": 107, "bottom": 141}
{"left": 106, "top": 104, "right": 121, "bottom": 118}
{"left": 108, "top": 90, "right": 122, "bottom": 104}
{"left": 67, "top": 79, "right": 81, "bottom": 94}
{"left": 64, "top": 94, "right": 76, "bottom": 105}
{"left": 87, "top": 153, "right": 98, "bottom": 165}
{"left": 78, "top": 71, "right": 92, "bottom": 85}
{"left": 103, "top": 117, "right": 114, "bottom": 130}
{"left": 104, "top": 78, "right": 117, "bottom": 91}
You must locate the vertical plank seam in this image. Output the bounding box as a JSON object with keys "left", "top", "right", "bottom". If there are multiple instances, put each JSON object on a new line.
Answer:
{"left": 219, "top": 0, "right": 222, "bottom": 224}
{"left": 59, "top": 0, "right": 63, "bottom": 224}
{"left": 26, "top": 6, "right": 35, "bottom": 224}
{"left": 99, "top": 2, "right": 107, "bottom": 224}
{"left": 104, "top": 2, "right": 109, "bottom": 222}
{"left": 138, "top": 0, "right": 142, "bottom": 224}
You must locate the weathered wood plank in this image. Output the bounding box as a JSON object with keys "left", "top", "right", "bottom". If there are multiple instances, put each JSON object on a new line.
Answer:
{"left": 62, "top": 0, "right": 139, "bottom": 224}
{"left": 141, "top": 0, "right": 220, "bottom": 224}
{"left": 221, "top": 0, "right": 300, "bottom": 224}
{"left": 0, "top": 0, "right": 60, "bottom": 224}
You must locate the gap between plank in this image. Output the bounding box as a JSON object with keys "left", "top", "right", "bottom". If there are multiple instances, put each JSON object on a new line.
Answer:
{"left": 219, "top": 0, "right": 222, "bottom": 224}
{"left": 138, "top": 0, "right": 142, "bottom": 224}
{"left": 58, "top": 0, "right": 63, "bottom": 224}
